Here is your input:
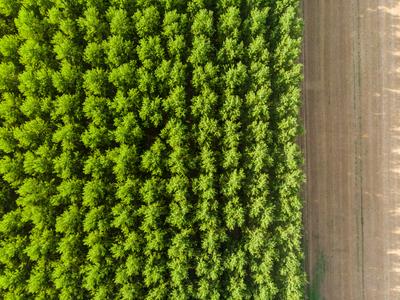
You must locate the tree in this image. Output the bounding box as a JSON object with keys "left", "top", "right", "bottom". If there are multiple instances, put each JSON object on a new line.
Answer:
{"left": 0, "top": 1, "right": 305, "bottom": 298}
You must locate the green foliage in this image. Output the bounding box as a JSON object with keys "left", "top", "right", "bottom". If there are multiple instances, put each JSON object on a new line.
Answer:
{"left": 0, "top": 35, "right": 19, "bottom": 59}
{"left": 0, "top": 0, "right": 304, "bottom": 299}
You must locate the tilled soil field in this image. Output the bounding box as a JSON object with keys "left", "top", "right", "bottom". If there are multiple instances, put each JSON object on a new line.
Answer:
{"left": 303, "top": 0, "right": 400, "bottom": 299}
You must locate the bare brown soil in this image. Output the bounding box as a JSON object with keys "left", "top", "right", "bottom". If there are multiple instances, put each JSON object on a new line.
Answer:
{"left": 303, "top": 0, "right": 400, "bottom": 299}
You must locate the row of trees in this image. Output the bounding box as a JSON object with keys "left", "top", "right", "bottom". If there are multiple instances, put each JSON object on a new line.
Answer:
{"left": 0, "top": 0, "right": 304, "bottom": 299}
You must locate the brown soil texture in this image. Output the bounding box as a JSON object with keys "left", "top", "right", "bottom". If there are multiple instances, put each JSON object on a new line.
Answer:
{"left": 303, "top": 0, "right": 400, "bottom": 299}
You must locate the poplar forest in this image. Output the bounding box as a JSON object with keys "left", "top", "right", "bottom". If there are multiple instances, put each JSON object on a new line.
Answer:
{"left": 0, "top": 0, "right": 304, "bottom": 299}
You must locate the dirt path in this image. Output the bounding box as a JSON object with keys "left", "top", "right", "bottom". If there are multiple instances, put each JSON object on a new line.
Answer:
{"left": 303, "top": 1, "right": 400, "bottom": 299}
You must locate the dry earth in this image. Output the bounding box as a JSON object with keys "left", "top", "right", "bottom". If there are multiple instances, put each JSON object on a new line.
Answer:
{"left": 303, "top": 0, "right": 400, "bottom": 299}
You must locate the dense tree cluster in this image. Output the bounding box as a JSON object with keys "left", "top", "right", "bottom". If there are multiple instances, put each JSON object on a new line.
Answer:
{"left": 0, "top": 0, "right": 304, "bottom": 298}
